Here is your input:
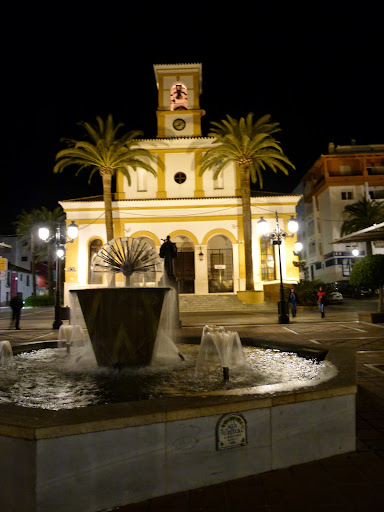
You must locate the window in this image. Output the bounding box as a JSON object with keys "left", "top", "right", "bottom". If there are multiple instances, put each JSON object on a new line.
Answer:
{"left": 27, "top": 275, "right": 30, "bottom": 286}
{"left": 341, "top": 191, "right": 353, "bottom": 200}
{"left": 339, "top": 165, "right": 352, "bottom": 175}
{"left": 369, "top": 189, "right": 384, "bottom": 199}
{"left": 88, "top": 238, "right": 103, "bottom": 284}
{"left": 307, "top": 220, "right": 314, "bottom": 236}
{"left": 21, "top": 256, "right": 28, "bottom": 261}
{"left": 174, "top": 172, "right": 186, "bottom": 184}
{"left": 137, "top": 168, "right": 147, "bottom": 192}
{"left": 260, "top": 238, "right": 276, "bottom": 280}
{"left": 308, "top": 241, "right": 316, "bottom": 256}
{"left": 213, "top": 172, "right": 224, "bottom": 189}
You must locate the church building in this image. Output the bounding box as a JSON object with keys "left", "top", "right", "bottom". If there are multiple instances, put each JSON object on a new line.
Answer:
{"left": 60, "top": 63, "right": 301, "bottom": 303}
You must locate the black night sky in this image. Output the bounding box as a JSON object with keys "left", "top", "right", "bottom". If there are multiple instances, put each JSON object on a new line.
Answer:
{"left": 2, "top": 2, "right": 383, "bottom": 234}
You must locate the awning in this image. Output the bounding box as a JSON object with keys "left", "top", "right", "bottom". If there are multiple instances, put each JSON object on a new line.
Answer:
{"left": 332, "top": 222, "right": 384, "bottom": 243}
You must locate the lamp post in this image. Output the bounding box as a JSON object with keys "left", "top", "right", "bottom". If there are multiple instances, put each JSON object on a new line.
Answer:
{"left": 257, "top": 212, "right": 299, "bottom": 324}
{"left": 39, "top": 220, "right": 78, "bottom": 329}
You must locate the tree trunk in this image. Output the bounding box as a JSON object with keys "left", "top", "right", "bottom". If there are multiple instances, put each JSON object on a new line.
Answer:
{"left": 378, "top": 286, "right": 384, "bottom": 313}
{"left": 31, "top": 232, "right": 36, "bottom": 296}
{"left": 100, "top": 168, "right": 115, "bottom": 242}
{"left": 240, "top": 166, "right": 254, "bottom": 290}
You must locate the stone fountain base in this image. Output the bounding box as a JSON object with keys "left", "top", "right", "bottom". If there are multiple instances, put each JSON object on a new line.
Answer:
{"left": 75, "top": 287, "right": 170, "bottom": 367}
{"left": 0, "top": 345, "right": 356, "bottom": 512}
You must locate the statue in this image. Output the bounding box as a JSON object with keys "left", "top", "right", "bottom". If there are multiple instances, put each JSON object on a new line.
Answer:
{"left": 160, "top": 236, "right": 177, "bottom": 278}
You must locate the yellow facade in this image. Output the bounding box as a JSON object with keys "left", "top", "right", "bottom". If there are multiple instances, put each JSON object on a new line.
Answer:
{"left": 60, "top": 63, "right": 301, "bottom": 302}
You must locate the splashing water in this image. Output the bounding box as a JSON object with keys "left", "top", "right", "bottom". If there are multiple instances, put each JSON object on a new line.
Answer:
{"left": 196, "top": 325, "right": 246, "bottom": 376}
{"left": 0, "top": 339, "right": 338, "bottom": 410}
{"left": 0, "top": 341, "right": 13, "bottom": 365}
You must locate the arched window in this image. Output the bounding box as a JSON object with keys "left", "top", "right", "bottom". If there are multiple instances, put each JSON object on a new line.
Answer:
{"left": 137, "top": 168, "right": 147, "bottom": 191}
{"left": 260, "top": 238, "right": 276, "bottom": 281}
{"left": 170, "top": 83, "right": 188, "bottom": 111}
{"left": 88, "top": 238, "right": 103, "bottom": 284}
{"left": 207, "top": 235, "right": 233, "bottom": 293}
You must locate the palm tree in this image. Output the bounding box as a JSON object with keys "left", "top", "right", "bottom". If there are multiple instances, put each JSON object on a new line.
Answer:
{"left": 199, "top": 113, "right": 295, "bottom": 290}
{"left": 15, "top": 206, "right": 65, "bottom": 295}
{"left": 341, "top": 198, "right": 384, "bottom": 256}
{"left": 54, "top": 115, "right": 157, "bottom": 242}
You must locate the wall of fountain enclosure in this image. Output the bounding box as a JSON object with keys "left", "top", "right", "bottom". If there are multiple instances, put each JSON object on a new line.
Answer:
{"left": 0, "top": 339, "right": 356, "bottom": 512}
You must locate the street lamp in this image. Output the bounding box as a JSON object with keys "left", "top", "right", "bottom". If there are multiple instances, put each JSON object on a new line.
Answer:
{"left": 257, "top": 213, "right": 299, "bottom": 324}
{"left": 39, "top": 220, "right": 78, "bottom": 329}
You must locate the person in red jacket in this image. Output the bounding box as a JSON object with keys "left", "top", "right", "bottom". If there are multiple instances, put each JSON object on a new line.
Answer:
{"left": 317, "top": 286, "right": 326, "bottom": 318}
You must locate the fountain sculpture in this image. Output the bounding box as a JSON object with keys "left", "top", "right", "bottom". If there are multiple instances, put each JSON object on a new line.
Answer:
{"left": 75, "top": 237, "right": 178, "bottom": 368}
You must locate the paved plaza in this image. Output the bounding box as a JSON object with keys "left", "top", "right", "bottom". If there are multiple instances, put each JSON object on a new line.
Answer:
{"left": 1, "top": 302, "right": 384, "bottom": 511}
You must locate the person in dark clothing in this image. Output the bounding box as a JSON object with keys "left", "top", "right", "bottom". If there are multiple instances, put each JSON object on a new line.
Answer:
{"left": 10, "top": 292, "right": 23, "bottom": 330}
{"left": 288, "top": 288, "right": 298, "bottom": 317}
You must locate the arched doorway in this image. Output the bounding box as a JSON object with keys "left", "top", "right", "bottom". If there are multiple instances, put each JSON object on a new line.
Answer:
{"left": 207, "top": 235, "right": 234, "bottom": 293}
{"left": 131, "top": 236, "right": 158, "bottom": 287}
{"left": 172, "top": 235, "right": 195, "bottom": 293}
{"left": 88, "top": 238, "right": 103, "bottom": 284}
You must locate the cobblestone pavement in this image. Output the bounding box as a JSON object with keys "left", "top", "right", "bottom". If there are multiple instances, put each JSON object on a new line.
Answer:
{"left": 2, "top": 305, "right": 384, "bottom": 511}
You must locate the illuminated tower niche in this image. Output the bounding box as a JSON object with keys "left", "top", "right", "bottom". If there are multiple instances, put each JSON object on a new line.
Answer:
{"left": 154, "top": 63, "right": 204, "bottom": 138}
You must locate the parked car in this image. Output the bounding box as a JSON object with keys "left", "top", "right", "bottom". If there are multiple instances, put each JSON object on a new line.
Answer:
{"left": 358, "top": 287, "right": 373, "bottom": 297}
{"left": 328, "top": 291, "right": 344, "bottom": 304}
{"left": 332, "top": 281, "right": 354, "bottom": 297}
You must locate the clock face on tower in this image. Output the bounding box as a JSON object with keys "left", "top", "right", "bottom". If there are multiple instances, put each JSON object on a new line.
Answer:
{"left": 173, "top": 118, "right": 186, "bottom": 131}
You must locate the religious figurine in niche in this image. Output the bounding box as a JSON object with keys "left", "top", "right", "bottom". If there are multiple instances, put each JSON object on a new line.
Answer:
{"left": 170, "top": 83, "right": 188, "bottom": 110}
{"left": 160, "top": 236, "right": 177, "bottom": 278}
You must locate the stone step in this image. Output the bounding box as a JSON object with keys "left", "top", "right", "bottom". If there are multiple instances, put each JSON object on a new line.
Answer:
{"left": 179, "top": 294, "right": 261, "bottom": 313}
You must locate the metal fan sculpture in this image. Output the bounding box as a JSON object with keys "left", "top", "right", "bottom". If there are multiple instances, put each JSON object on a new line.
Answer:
{"left": 91, "top": 237, "right": 161, "bottom": 286}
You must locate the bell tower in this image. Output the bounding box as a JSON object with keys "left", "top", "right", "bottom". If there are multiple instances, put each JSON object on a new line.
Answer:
{"left": 153, "top": 63, "right": 204, "bottom": 138}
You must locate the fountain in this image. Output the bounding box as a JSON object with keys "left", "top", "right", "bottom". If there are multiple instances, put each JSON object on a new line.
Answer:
{"left": 0, "top": 340, "right": 13, "bottom": 364}
{"left": 75, "top": 237, "right": 179, "bottom": 368}
{"left": 58, "top": 324, "right": 85, "bottom": 353}
{"left": 196, "top": 325, "right": 246, "bottom": 381}
{"left": 0, "top": 238, "right": 357, "bottom": 512}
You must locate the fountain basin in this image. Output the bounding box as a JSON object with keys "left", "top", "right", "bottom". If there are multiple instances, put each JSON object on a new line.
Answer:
{"left": 0, "top": 343, "right": 356, "bottom": 512}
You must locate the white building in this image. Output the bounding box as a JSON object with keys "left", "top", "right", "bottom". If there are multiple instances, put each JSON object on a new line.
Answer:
{"left": 296, "top": 142, "right": 384, "bottom": 283}
{"left": 0, "top": 238, "right": 35, "bottom": 306}
{"left": 60, "top": 63, "right": 301, "bottom": 303}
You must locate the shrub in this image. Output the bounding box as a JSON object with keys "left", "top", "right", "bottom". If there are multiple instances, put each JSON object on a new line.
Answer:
{"left": 350, "top": 255, "right": 384, "bottom": 312}
{"left": 24, "top": 295, "right": 55, "bottom": 307}
{"left": 291, "top": 280, "right": 334, "bottom": 306}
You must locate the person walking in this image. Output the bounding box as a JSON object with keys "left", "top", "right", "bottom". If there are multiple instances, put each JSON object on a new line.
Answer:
{"left": 10, "top": 292, "right": 23, "bottom": 330}
{"left": 317, "top": 286, "right": 326, "bottom": 318}
{"left": 288, "top": 288, "right": 298, "bottom": 318}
